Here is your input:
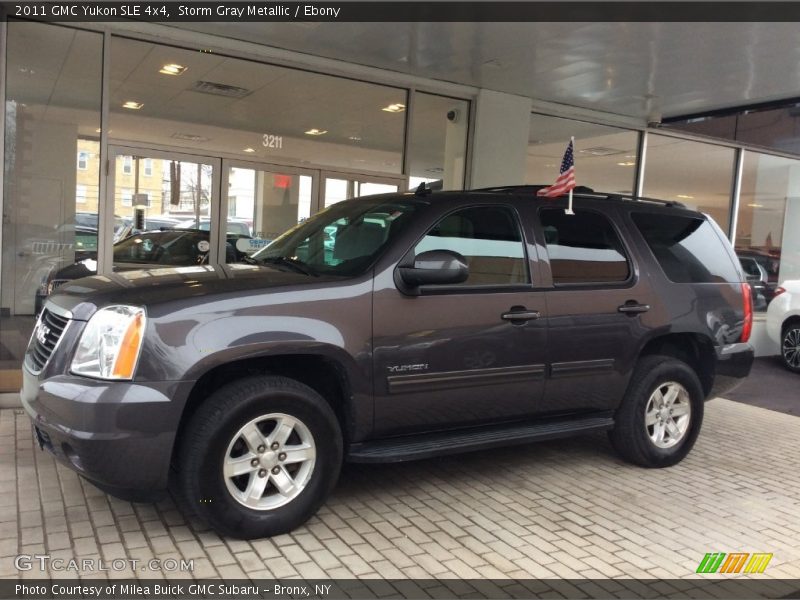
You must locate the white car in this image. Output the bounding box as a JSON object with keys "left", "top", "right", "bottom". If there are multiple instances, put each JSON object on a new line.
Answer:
{"left": 766, "top": 280, "right": 800, "bottom": 372}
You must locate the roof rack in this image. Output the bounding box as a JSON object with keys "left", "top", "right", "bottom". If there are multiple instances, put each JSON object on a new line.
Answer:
{"left": 470, "top": 185, "right": 685, "bottom": 208}
{"left": 413, "top": 179, "right": 443, "bottom": 196}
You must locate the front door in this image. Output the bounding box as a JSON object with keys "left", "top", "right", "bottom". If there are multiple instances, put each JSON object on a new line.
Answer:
{"left": 372, "top": 203, "right": 548, "bottom": 436}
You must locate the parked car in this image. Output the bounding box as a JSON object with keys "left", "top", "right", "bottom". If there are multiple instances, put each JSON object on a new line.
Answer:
{"left": 766, "top": 281, "right": 800, "bottom": 372}
{"left": 34, "top": 229, "right": 252, "bottom": 313}
{"left": 737, "top": 249, "right": 780, "bottom": 300}
{"left": 22, "top": 186, "right": 754, "bottom": 539}
{"left": 174, "top": 217, "right": 252, "bottom": 236}
{"left": 738, "top": 256, "right": 770, "bottom": 310}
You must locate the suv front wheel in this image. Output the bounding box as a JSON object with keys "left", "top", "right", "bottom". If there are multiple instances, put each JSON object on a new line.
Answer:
{"left": 177, "top": 375, "right": 342, "bottom": 539}
{"left": 610, "top": 355, "right": 704, "bottom": 468}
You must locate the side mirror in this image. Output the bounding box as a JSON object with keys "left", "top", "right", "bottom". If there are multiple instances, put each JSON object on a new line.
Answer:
{"left": 397, "top": 249, "right": 469, "bottom": 288}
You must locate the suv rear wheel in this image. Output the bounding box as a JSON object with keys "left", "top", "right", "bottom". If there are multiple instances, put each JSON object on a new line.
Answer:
{"left": 177, "top": 375, "right": 342, "bottom": 539}
{"left": 609, "top": 355, "right": 704, "bottom": 468}
{"left": 781, "top": 320, "right": 800, "bottom": 373}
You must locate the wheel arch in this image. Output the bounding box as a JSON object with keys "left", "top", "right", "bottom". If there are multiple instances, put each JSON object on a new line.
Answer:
{"left": 171, "top": 350, "right": 366, "bottom": 469}
{"left": 636, "top": 332, "right": 716, "bottom": 398}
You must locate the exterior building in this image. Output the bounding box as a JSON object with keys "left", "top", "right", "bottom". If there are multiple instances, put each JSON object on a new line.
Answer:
{"left": 2, "top": 18, "right": 800, "bottom": 395}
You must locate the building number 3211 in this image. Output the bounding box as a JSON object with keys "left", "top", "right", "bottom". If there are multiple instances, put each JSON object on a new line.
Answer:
{"left": 263, "top": 134, "right": 284, "bottom": 149}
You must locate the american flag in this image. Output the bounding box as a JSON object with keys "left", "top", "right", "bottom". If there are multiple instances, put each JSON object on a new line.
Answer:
{"left": 537, "top": 139, "right": 576, "bottom": 198}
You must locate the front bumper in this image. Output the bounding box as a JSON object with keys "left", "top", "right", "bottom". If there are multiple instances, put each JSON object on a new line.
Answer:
{"left": 710, "top": 342, "right": 755, "bottom": 398}
{"left": 21, "top": 366, "right": 192, "bottom": 501}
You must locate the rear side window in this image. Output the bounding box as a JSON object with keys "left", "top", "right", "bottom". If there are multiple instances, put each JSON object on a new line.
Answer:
{"left": 414, "top": 206, "right": 529, "bottom": 286}
{"left": 631, "top": 212, "right": 739, "bottom": 283}
{"left": 539, "top": 208, "right": 630, "bottom": 285}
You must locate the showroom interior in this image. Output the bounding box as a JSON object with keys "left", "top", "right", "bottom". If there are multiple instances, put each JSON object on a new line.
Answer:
{"left": 2, "top": 18, "right": 800, "bottom": 399}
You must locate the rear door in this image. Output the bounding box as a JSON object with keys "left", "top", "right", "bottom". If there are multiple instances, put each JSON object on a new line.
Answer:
{"left": 534, "top": 203, "right": 655, "bottom": 413}
{"left": 371, "top": 201, "right": 548, "bottom": 436}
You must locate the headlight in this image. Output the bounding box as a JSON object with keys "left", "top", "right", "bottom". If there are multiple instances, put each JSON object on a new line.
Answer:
{"left": 71, "top": 305, "right": 146, "bottom": 380}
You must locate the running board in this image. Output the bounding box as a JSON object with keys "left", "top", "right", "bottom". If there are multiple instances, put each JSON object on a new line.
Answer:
{"left": 347, "top": 414, "right": 615, "bottom": 463}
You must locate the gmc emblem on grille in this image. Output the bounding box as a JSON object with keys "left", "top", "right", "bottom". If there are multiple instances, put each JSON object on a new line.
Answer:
{"left": 36, "top": 323, "right": 50, "bottom": 345}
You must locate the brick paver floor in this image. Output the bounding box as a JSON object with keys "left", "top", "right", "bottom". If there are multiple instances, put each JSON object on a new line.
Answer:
{"left": 1, "top": 398, "right": 799, "bottom": 581}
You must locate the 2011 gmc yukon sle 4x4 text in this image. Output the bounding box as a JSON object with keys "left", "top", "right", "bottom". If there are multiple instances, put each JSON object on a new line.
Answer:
{"left": 21, "top": 186, "right": 754, "bottom": 539}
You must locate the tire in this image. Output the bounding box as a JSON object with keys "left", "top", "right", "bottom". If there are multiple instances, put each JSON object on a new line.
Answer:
{"left": 609, "top": 355, "right": 704, "bottom": 468}
{"left": 781, "top": 321, "right": 800, "bottom": 373}
{"left": 176, "top": 375, "right": 342, "bottom": 539}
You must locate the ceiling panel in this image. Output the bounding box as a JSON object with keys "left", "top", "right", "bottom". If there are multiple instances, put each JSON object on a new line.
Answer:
{"left": 171, "top": 22, "right": 800, "bottom": 121}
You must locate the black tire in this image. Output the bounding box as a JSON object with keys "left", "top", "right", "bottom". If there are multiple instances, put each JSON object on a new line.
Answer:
{"left": 781, "top": 320, "right": 800, "bottom": 373}
{"left": 609, "top": 355, "right": 704, "bottom": 468}
{"left": 176, "top": 375, "right": 342, "bottom": 539}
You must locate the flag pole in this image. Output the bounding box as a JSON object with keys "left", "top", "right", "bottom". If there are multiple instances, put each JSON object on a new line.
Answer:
{"left": 565, "top": 136, "right": 575, "bottom": 215}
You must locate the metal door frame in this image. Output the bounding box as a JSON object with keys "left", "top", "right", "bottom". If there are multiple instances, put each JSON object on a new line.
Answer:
{"left": 104, "top": 145, "right": 222, "bottom": 273}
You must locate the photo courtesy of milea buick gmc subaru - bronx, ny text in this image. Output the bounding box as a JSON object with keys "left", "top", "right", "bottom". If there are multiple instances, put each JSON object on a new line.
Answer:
{"left": 21, "top": 185, "right": 754, "bottom": 539}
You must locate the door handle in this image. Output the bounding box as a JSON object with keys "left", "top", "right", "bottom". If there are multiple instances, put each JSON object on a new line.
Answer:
{"left": 618, "top": 302, "right": 650, "bottom": 314}
{"left": 501, "top": 308, "right": 541, "bottom": 322}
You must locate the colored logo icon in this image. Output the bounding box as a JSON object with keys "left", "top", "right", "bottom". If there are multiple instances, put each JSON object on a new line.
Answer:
{"left": 696, "top": 552, "right": 773, "bottom": 574}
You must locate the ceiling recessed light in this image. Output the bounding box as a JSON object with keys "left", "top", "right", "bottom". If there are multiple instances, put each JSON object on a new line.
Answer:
{"left": 159, "top": 63, "right": 187, "bottom": 76}
{"left": 381, "top": 103, "right": 406, "bottom": 113}
{"left": 348, "top": 135, "right": 362, "bottom": 142}
{"left": 676, "top": 194, "right": 694, "bottom": 199}
{"left": 243, "top": 147, "right": 255, "bottom": 153}
{"left": 305, "top": 128, "right": 327, "bottom": 136}
{"left": 122, "top": 101, "right": 143, "bottom": 110}
{"left": 617, "top": 161, "right": 636, "bottom": 166}
{"left": 747, "top": 203, "right": 764, "bottom": 208}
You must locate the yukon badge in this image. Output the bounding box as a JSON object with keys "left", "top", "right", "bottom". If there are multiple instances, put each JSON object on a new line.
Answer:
{"left": 387, "top": 363, "right": 429, "bottom": 373}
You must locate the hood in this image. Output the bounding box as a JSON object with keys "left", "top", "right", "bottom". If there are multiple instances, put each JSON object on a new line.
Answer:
{"left": 46, "top": 264, "right": 343, "bottom": 320}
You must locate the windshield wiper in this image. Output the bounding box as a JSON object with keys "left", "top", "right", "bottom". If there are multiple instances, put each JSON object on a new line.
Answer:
{"left": 260, "top": 256, "right": 318, "bottom": 277}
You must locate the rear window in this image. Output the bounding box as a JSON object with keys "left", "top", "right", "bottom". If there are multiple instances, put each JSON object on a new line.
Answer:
{"left": 631, "top": 212, "right": 740, "bottom": 284}
{"left": 539, "top": 208, "right": 630, "bottom": 285}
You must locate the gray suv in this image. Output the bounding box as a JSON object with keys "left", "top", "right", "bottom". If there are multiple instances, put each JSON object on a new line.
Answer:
{"left": 21, "top": 186, "right": 754, "bottom": 539}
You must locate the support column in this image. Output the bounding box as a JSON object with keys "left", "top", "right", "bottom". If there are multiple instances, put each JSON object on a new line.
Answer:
{"left": 468, "top": 90, "right": 532, "bottom": 188}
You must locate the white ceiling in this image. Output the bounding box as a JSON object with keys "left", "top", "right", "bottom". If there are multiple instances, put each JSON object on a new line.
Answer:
{"left": 171, "top": 21, "right": 800, "bottom": 122}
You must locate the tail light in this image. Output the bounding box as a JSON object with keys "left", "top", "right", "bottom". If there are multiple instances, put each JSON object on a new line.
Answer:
{"left": 741, "top": 282, "right": 753, "bottom": 343}
{"left": 774, "top": 286, "right": 787, "bottom": 298}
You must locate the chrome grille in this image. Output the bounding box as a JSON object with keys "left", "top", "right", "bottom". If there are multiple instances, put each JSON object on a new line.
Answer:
{"left": 25, "top": 309, "right": 70, "bottom": 373}
{"left": 47, "top": 279, "right": 70, "bottom": 294}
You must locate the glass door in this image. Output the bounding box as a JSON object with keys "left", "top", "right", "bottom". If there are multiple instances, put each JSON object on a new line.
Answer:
{"left": 321, "top": 171, "right": 406, "bottom": 208}
{"left": 105, "top": 146, "right": 221, "bottom": 272}
{"left": 220, "top": 161, "right": 317, "bottom": 262}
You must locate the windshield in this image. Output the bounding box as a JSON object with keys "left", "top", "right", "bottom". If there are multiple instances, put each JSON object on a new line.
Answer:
{"left": 250, "top": 198, "right": 420, "bottom": 276}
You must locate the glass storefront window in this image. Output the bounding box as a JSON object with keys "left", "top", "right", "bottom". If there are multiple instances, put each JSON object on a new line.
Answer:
{"left": 407, "top": 92, "right": 469, "bottom": 190}
{"left": 109, "top": 37, "right": 406, "bottom": 175}
{"left": 527, "top": 114, "right": 639, "bottom": 195}
{"left": 1, "top": 22, "right": 102, "bottom": 388}
{"left": 736, "top": 152, "right": 795, "bottom": 310}
{"left": 642, "top": 135, "right": 735, "bottom": 234}
{"left": 224, "top": 166, "right": 313, "bottom": 261}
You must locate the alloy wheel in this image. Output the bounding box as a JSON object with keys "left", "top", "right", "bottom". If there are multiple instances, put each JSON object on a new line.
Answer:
{"left": 644, "top": 381, "right": 692, "bottom": 449}
{"left": 223, "top": 413, "right": 316, "bottom": 510}
{"left": 783, "top": 327, "right": 800, "bottom": 369}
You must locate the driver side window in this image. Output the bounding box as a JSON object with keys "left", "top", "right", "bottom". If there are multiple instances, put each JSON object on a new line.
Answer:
{"left": 414, "top": 206, "right": 529, "bottom": 286}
